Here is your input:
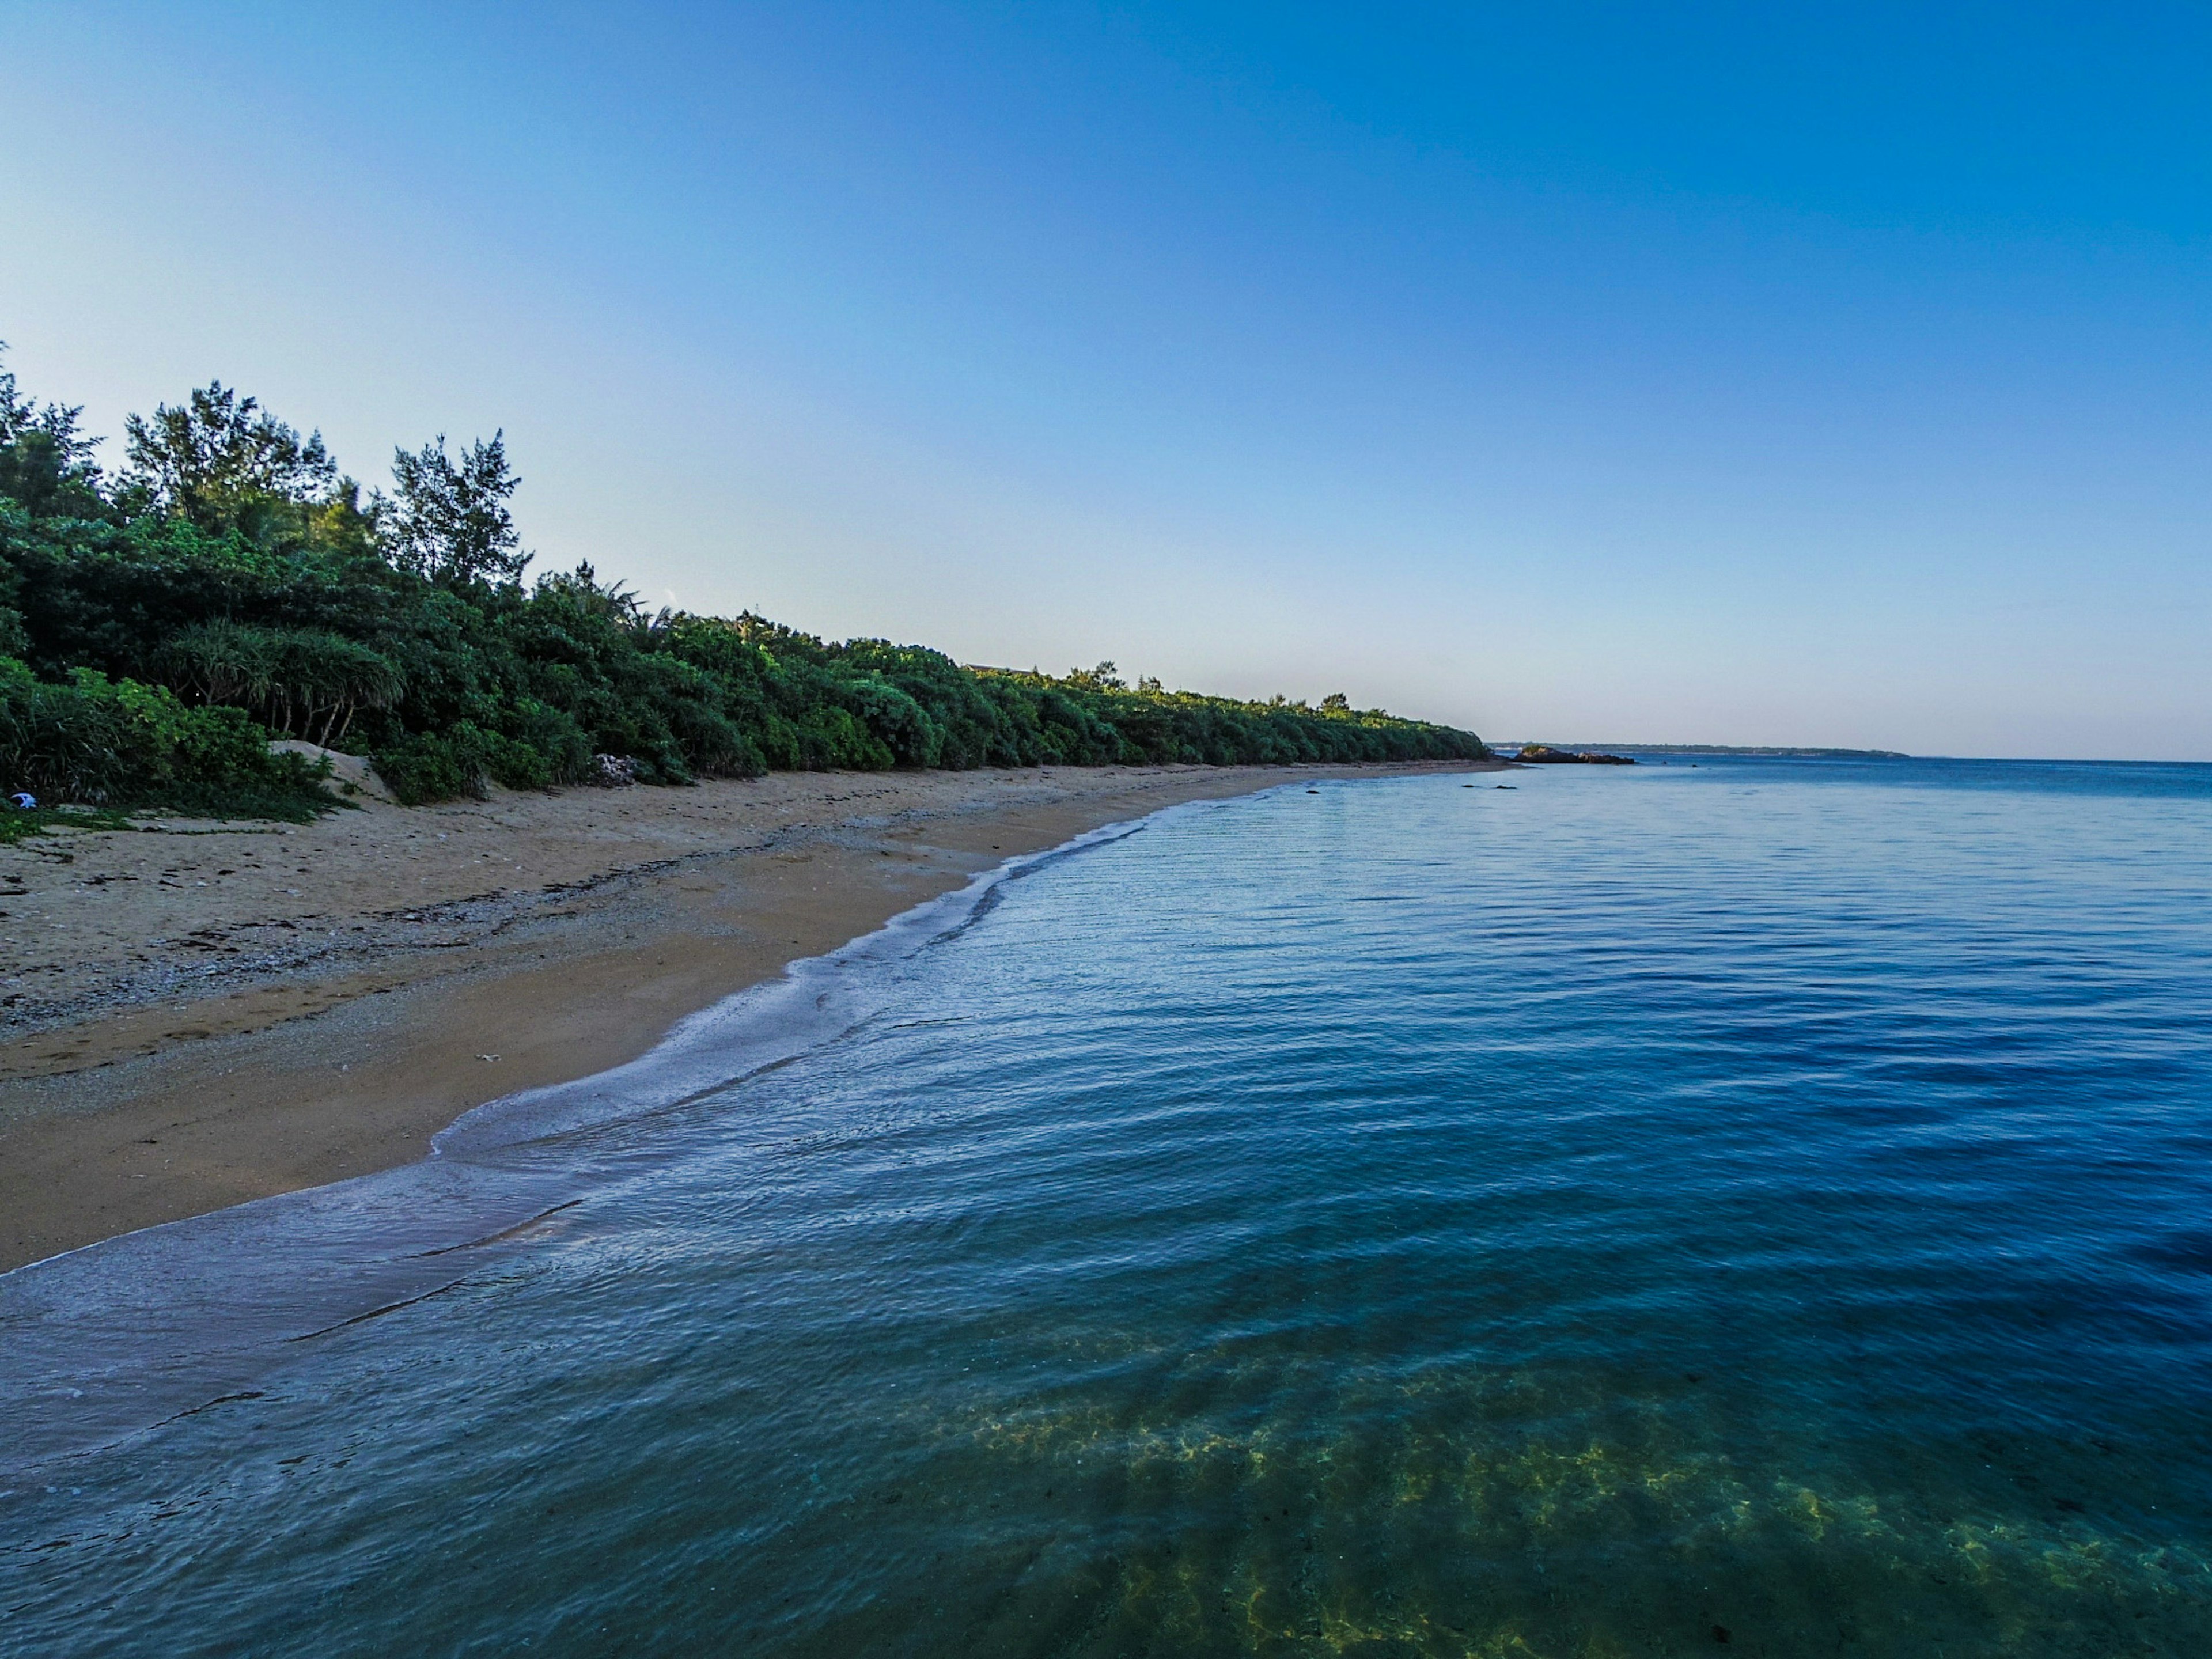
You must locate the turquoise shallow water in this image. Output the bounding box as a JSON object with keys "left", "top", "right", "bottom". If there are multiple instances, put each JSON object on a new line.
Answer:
{"left": 6, "top": 758, "right": 2212, "bottom": 1656}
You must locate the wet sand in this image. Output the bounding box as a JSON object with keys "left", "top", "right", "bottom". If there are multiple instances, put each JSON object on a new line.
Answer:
{"left": 0, "top": 760, "right": 1494, "bottom": 1271}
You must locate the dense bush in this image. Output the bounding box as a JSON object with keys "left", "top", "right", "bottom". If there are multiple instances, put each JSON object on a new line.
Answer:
{"left": 0, "top": 353, "right": 1486, "bottom": 812}
{"left": 0, "top": 657, "right": 331, "bottom": 816}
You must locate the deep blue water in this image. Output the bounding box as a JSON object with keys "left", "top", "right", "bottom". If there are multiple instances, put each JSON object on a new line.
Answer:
{"left": 6, "top": 757, "right": 2212, "bottom": 1656}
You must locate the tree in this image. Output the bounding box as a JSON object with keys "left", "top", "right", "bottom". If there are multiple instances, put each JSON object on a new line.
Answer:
{"left": 0, "top": 344, "right": 106, "bottom": 518}
{"left": 157, "top": 621, "right": 405, "bottom": 747}
{"left": 5, "top": 350, "right": 1490, "bottom": 811}
{"left": 385, "top": 431, "right": 527, "bottom": 587}
{"left": 307, "top": 477, "right": 387, "bottom": 563}
{"left": 120, "top": 382, "right": 336, "bottom": 536}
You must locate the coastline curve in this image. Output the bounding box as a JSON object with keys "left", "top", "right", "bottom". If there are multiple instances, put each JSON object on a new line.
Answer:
{"left": 0, "top": 783, "right": 1304, "bottom": 1473}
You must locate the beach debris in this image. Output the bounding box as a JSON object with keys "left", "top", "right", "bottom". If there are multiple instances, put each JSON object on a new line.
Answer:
{"left": 592, "top": 753, "right": 639, "bottom": 787}
{"left": 476, "top": 1053, "right": 501, "bottom": 1062}
{"left": 7, "top": 792, "right": 35, "bottom": 810}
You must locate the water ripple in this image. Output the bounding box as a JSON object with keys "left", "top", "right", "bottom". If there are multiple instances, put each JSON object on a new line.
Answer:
{"left": 6, "top": 759, "right": 2212, "bottom": 1655}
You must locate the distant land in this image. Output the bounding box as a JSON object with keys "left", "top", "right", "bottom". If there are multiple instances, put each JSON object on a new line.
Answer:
{"left": 1511, "top": 744, "right": 1912, "bottom": 760}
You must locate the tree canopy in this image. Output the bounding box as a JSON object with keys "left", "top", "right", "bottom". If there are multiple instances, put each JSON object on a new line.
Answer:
{"left": 120, "top": 382, "right": 338, "bottom": 539}
{"left": 0, "top": 352, "right": 1486, "bottom": 814}
{"left": 386, "top": 432, "right": 527, "bottom": 587}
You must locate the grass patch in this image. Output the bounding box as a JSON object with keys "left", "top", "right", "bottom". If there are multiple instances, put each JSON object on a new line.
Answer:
{"left": 0, "top": 783, "right": 340, "bottom": 844}
{"left": 0, "top": 804, "right": 144, "bottom": 844}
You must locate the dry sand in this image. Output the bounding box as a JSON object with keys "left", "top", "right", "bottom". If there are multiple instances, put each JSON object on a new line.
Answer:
{"left": 0, "top": 760, "right": 1494, "bottom": 1271}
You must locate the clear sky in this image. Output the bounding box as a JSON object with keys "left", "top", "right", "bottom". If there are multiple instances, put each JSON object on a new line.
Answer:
{"left": 3, "top": 3, "right": 2207, "bottom": 756}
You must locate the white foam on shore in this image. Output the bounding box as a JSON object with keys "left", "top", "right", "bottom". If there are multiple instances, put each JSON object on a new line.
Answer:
{"left": 0, "top": 793, "right": 1289, "bottom": 1471}
{"left": 429, "top": 815, "right": 1150, "bottom": 1160}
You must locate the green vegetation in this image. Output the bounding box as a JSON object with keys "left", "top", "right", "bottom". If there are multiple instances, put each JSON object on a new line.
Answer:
{"left": 0, "top": 802, "right": 142, "bottom": 847}
{"left": 0, "top": 352, "right": 1484, "bottom": 815}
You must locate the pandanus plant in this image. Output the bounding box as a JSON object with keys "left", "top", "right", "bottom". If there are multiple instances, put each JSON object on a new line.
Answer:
{"left": 158, "top": 621, "right": 406, "bottom": 748}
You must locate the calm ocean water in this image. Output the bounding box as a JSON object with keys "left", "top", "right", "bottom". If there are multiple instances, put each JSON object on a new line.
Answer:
{"left": 6, "top": 757, "right": 2212, "bottom": 1656}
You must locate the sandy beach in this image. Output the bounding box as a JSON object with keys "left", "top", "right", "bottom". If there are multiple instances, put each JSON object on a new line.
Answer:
{"left": 0, "top": 760, "right": 1493, "bottom": 1271}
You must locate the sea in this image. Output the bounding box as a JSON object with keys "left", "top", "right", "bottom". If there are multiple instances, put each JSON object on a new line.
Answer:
{"left": 5, "top": 755, "right": 2212, "bottom": 1656}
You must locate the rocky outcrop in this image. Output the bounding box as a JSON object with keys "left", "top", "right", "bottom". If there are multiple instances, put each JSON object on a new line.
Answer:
{"left": 1512, "top": 744, "right": 1635, "bottom": 765}
{"left": 267, "top": 740, "right": 396, "bottom": 802}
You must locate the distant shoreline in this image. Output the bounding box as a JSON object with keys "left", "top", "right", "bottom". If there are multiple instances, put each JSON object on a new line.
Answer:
{"left": 1511, "top": 743, "right": 1912, "bottom": 760}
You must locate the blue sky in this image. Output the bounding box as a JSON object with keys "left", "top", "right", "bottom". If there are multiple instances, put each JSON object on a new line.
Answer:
{"left": 2, "top": 2, "right": 2207, "bottom": 755}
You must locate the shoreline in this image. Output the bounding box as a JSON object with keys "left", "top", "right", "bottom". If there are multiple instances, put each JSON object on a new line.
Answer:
{"left": 0, "top": 760, "right": 1496, "bottom": 1272}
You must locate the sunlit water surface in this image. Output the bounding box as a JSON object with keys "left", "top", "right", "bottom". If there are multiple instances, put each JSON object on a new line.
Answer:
{"left": 6, "top": 758, "right": 2212, "bottom": 1656}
